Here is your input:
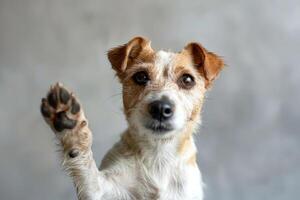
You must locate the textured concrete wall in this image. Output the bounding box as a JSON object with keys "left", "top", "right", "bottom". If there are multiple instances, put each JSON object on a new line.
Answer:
{"left": 0, "top": 0, "right": 299, "bottom": 199}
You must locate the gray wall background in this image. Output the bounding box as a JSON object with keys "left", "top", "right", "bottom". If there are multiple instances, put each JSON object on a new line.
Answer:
{"left": 0, "top": 0, "right": 299, "bottom": 199}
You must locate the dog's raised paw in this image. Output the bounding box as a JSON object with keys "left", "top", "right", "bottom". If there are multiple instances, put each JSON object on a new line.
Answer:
{"left": 41, "top": 83, "right": 81, "bottom": 132}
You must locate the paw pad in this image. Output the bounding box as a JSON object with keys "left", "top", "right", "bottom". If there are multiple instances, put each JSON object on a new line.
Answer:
{"left": 53, "top": 112, "right": 77, "bottom": 132}
{"left": 41, "top": 83, "right": 81, "bottom": 132}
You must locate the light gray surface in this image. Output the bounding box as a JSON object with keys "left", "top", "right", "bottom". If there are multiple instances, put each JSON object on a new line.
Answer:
{"left": 0, "top": 0, "right": 299, "bottom": 199}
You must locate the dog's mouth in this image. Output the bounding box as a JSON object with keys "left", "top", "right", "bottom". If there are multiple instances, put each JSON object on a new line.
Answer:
{"left": 144, "top": 120, "right": 174, "bottom": 133}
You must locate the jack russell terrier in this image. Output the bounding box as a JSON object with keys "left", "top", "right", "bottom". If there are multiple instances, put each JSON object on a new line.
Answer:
{"left": 40, "top": 36, "right": 224, "bottom": 200}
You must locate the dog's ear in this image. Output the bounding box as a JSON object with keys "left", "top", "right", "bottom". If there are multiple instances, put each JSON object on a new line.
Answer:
{"left": 107, "top": 36, "right": 153, "bottom": 78}
{"left": 184, "top": 42, "right": 224, "bottom": 88}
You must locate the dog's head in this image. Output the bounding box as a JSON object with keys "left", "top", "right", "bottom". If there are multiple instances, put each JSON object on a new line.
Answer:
{"left": 108, "top": 37, "right": 224, "bottom": 138}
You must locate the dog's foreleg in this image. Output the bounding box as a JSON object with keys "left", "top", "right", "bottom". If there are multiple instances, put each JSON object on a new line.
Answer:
{"left": 40, "top": 83, "right": 111, "bottom": 200}
{"left": 59, "top": 125, "right": 103, "bottom": 200}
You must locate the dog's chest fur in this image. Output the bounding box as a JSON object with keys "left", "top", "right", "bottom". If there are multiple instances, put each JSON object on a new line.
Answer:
{"left": 138, "top": 142, "right": 186, "bottom": 199}
{"left": 100, "top": 136, "right": 203, "bottom": 200}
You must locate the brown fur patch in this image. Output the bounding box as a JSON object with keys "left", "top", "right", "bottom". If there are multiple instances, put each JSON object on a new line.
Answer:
{"left": 184, "top": 42, "right": 224, "bottom": 88}
{"left": 187, "top": 153, "right": 197, "bottom": 166}
{"left": 177, "top": 134, "right": 192, "bottom": 156}
{"left": 177, "top": 122, "right": 195, "bottom": 155}
{"left": 107, "top": 36, "right": 155, "bottom": 80}
{"left": 189, "top": 102, "right": 202, "bottom": 122}
{"left": 107, "top": 37, "right": 157, "bottom": 120}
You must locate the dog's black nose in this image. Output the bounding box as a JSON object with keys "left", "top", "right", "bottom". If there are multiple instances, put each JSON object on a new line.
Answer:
{"left": 148, "top": 99, "right": 174, "bottom": 121}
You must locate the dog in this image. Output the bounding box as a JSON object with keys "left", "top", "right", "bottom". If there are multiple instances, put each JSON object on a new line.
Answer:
{"left": 40, "top": 36, "right": 224, "bottom": 200}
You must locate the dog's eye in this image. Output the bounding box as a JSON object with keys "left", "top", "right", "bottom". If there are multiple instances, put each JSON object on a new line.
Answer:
{"left": 132, "top": 71, "right": 150, "bottom": 85}
{"left": 177, "top": 74, "right": 195, "bottom": 89}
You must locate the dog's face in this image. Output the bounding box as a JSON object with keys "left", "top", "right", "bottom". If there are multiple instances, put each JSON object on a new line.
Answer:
{"left": 108, "top": 37, "right": 224, "bottom": 138}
